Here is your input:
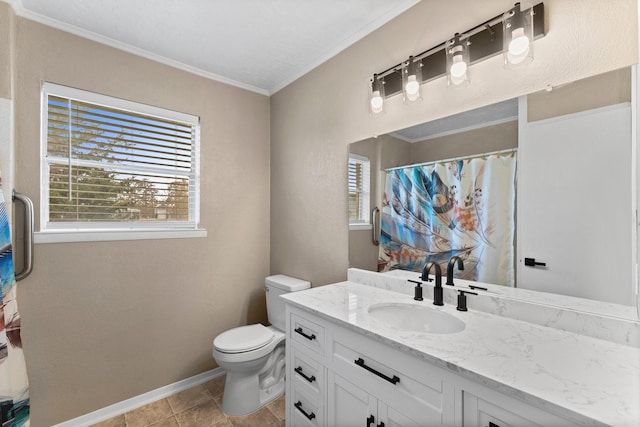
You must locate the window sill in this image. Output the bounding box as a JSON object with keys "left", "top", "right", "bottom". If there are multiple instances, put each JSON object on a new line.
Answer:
{"left": 349, "top": 223, "right": 373, "bottom": 231}
{"left": 34, "top": 229, "right": 207, "bottom": 244}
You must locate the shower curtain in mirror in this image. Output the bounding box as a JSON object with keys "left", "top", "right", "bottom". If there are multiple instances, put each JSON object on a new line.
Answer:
{"left": 378, "top": 150, "right": 516, "bottom": 286}
{"left": 0, "top": 179, "right": 30, "bottom": 426}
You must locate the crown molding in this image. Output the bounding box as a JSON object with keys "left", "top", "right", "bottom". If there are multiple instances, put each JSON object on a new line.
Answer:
{"left": 2, "top": 0, "right": 270, "bottom": 96}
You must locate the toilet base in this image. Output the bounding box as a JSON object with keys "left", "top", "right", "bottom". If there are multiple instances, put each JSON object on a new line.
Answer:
{"left": 220, "top": 341, "right": 286, "bottom": 416}
{"left": 221, "top": 366, "right": 285, "bottom": 416}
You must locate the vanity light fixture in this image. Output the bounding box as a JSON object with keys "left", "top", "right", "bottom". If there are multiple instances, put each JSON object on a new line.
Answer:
{"left": 503, "top": 2, "right": 534, "bottom": 66}
{"left": 402, "top": 56, "right": 422, "bottom": 102}
{"left": 368, "top": 2, "right": 545, "bottom": 110}
{"left": 369, "top": 74, "right": 385, "bottom": 114}
{"left": 446, "top": 33, "right": 470, "bottom": 87}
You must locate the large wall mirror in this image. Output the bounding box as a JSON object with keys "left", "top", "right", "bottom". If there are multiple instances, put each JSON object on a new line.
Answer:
{"left": 349, "top": 66, "right": 638, "bottom": 320}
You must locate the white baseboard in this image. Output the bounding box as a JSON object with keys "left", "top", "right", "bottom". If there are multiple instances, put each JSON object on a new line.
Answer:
{"left": 52, "top": 367, "right": 225, "bottom": 427}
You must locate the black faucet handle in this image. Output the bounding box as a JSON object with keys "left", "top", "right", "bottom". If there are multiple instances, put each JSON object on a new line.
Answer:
{"left": 408, "top": 280, "right": 423, "bottom": 301}
{"left": 456, "top": 290, "right": 477, "bottom": 311}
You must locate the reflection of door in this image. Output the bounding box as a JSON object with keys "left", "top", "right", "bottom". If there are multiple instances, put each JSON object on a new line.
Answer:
{"left": 517, "top": 102, "right": 634, "bottom": 305}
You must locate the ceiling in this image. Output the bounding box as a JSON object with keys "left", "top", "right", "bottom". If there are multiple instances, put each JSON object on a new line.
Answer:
{"left": 8, "top": 0, "right": 419, "bottom": 95}
{"left": 391, "top": 98, "right": 518, "bottom": 142}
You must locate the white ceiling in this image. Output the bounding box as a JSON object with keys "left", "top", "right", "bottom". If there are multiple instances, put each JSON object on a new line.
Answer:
{"left": 391, "top": 98, "right": 518, "bottom": 142}
{"left": 8, "top": 0, "right": 419, "bottom": 95}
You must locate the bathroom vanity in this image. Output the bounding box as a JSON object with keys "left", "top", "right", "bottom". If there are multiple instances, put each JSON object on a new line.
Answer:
{"left": 282, "top": 270, "right": 640, "bottom": 427}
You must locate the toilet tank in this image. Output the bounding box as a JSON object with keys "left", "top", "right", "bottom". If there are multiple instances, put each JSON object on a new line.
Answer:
{"left": 265, "top": 274, "right": 310, "bottom": 331}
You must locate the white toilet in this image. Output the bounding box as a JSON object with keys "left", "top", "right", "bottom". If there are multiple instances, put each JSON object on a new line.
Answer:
{"left": 212, "top": 274, "right": 310, "bottom": 416}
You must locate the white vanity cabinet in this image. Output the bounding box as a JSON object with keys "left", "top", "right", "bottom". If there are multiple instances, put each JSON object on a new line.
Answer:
{"left": 286, "top": 305, "right": 580, "bottom": 427}
{"left": 286, "top": 306, "right": 455, "bottom": 426}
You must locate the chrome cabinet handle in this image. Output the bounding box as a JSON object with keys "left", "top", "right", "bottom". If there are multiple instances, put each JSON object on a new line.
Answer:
{"left": 12, "top": 190, "right": 34, "bottom": 281}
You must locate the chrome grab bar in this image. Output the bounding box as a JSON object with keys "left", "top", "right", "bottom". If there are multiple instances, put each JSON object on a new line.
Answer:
{"left": 12, "top": 190, "right": 34, "bottom": 281}
{"left": 371, "top": 206, "right": 380, "bottom": 246}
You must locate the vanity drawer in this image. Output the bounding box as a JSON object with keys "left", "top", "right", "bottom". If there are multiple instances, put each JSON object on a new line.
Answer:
{"left": 291, "top": 388, "right": 324, "bottom": 427}
{"left": 292, "top": 349, "right": 325, "bottom": 403}
{"left": 463, "top": 391, "right": 542, "bottom": 427}
{"left": 462, "top": 389, "right": 578, "bottom": 427}
{"left": 291, "top": 313, "right": 326, "bottom": 357}
{"left": 331, "top": 326, "right": 452, "bottom": 424}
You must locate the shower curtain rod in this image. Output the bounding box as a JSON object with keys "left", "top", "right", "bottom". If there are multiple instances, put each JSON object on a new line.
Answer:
{"left": 385, "top": 148, "right": 517, "bottom": 172}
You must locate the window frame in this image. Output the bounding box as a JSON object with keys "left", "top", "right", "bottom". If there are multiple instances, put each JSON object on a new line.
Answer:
{"left": 348, "top": 152, "right": 372, "bottom": 231}
{"left": 36, "top": 82, "right": 206, "bottom": 244}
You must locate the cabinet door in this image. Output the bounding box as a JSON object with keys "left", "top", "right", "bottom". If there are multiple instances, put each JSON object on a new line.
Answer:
{"left": 378, "top": 401, "right": 425, "bottom": 427}
{"left": 327, "top": 372, "right": 377, "bottom": 427}
{"left": 463, "top": 391, "right": 543, "bottom": 427}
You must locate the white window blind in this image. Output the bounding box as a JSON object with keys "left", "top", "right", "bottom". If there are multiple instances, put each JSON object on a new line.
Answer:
{"left": 41, "top": 82, "right": 201, "bottom": 233}
{"left": 348, "top": 153, "right": 370, "bottom": 225}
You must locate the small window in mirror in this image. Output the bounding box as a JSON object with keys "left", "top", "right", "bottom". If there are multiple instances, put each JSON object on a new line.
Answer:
{"left": 348, "top": 153, "right": 370, "bottom": 228}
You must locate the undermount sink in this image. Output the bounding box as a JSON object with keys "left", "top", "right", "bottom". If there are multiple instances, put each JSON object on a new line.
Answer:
{"left": 367, "top": 302, "right": 465, "bottom": 334}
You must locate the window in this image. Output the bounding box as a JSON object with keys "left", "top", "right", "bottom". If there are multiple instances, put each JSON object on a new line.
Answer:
{"left": 348, "top": 153, "right": 370, "bottom": 228}
{"left": 39, "top": 82, "right": 204, "bottom": 242}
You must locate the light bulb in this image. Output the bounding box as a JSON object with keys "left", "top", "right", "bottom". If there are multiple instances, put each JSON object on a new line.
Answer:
{"left": 405, "top": 75, "right": 419, "bottom": 101}
{"left": 450, "top": 55, "right": 467, "bottom": 78}
{"left": 370, "top": 90, "right": 383, "bottom": 113}
{"left": 508, "top": 27, "right": 530, "bottom": 57}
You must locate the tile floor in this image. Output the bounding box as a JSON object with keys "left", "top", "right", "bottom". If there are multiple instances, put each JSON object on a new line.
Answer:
{"left": 91, "top": 376, "right": 285, "bottom": 427}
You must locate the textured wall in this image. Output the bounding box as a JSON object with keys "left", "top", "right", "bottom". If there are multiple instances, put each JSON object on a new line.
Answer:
{"left": 12, "top": 17, "right": 270, "bottom": 426}
{"left": 270, "top": 0, "right": 638, "bottom": 288}
{"left": 0, "top": 3, "right": 13, "bottom": 100}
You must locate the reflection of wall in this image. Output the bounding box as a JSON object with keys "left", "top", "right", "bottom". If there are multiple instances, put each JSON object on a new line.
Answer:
{"left": 528, "top": 67, "right": 631, "bottom": 122}
{"left": 349, "top": 134, "right": 413, "bottom": 271}
{"left": 349, "top": 138, "right": 379, "bottom": 271}
{"left": 409, "top": 121, "right": 518, "bottom": 164}
{"left": 380, "top": 134, "right": 411, "bottom": 169}
{"left": 271, "top": 0, "right": 638, "bottom": 289}
{"left": 350, "top": 122, "right": 517, "bottom": 271}
{"left": 7, "top": 11, "right": 270, "bottom": 426}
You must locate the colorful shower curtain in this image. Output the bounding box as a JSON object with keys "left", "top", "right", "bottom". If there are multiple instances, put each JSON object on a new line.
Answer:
{"left": 0, "top": 181, "right": 30, "bottom": 426}
{"left": 378, "top": 150, "right": 516, "bottom": 286}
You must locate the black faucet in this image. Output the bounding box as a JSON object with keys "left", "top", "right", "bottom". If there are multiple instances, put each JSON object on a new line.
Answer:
{"left": 446, "top": 256, "right": 464, "bottom": 286}
{"left": 421, "top": 262, "right": 443, "bottom": 306}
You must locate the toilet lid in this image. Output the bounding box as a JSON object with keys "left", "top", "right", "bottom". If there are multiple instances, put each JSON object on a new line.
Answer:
{"left": 214, "top": 324, "right": 274, "bottom": 353}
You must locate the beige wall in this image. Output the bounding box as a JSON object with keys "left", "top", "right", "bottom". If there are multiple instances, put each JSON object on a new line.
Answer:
{"left": 10, "top": 17, "right": 270, "bottom": 426}
{"left": 528, "top": 67, "right": 632, "bottom": 121}
{"left": 0, "top": 4, "right": 13, "bottom": 99}
{"left": 270, "top": 0, "right": 638, "bottom": 288}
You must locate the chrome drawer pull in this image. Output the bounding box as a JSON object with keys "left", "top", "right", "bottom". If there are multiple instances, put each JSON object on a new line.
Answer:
{"left": 294, "top": 401, "right": 316, "bottom": 420}
{"left": 354, "top": 357, "right": 400, "bottom": 385}
{"left": 294, "top": 366, "right": 316, "bottom": 383}
{"left": 295, "top": 327, "right": 316, "bottom": 341}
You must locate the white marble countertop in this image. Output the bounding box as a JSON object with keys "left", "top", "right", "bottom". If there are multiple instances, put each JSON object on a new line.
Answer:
{"left": 282, "top": 281, "right": 640, "bottom": 427}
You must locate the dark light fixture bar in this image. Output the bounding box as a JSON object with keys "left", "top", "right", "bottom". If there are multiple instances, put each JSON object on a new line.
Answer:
{"left": 373, "top": 2, "right": 545, "bottom": 99}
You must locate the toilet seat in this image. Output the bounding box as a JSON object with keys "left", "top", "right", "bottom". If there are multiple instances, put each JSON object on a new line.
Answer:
{"left": 214, "top": 324, "right": 274, "bottom": 353}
